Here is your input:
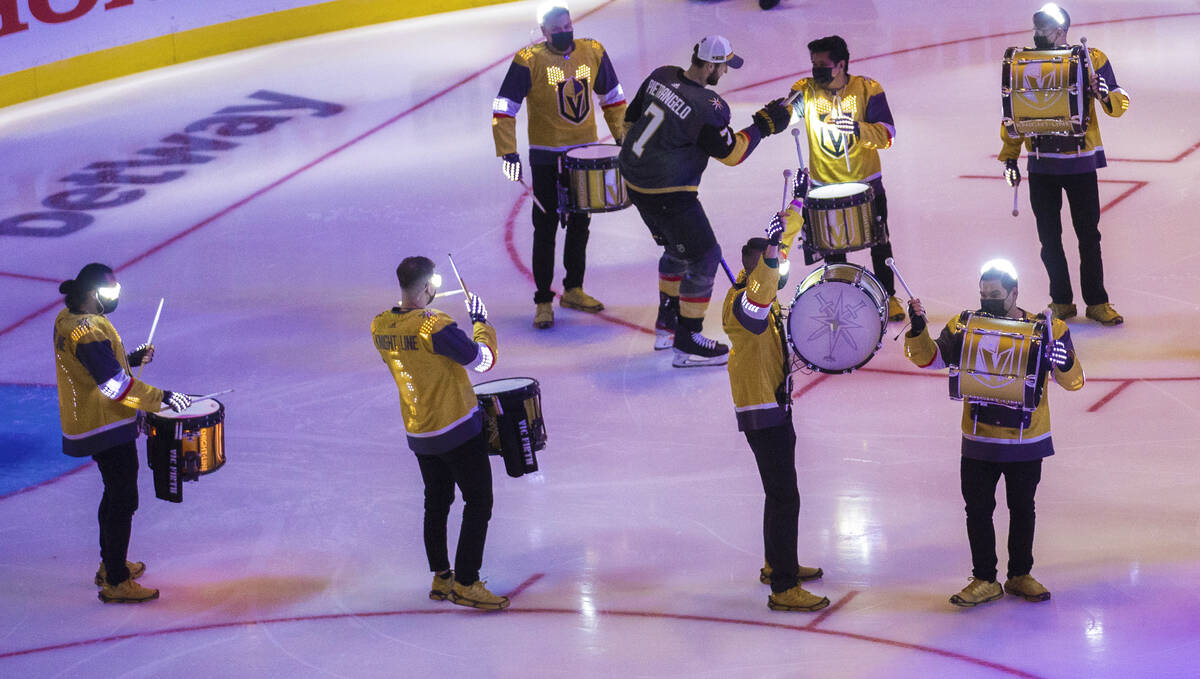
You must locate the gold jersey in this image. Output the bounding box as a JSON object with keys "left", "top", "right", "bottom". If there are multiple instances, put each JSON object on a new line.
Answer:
{"left": 788, "top": 75, "right": 895, "bottom": 186}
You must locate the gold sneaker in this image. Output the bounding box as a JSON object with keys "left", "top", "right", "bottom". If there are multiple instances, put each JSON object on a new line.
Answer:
{"left": 1049, "top": 302, "right": 1077, "bottom": 320}
{"left": 94, "top": 560, "right": 146, "bottom": 587}
{"left": 429, "top": 571, "right": 453, "bottom": 601}
{"left": 760, "top": 563, "right": 823, "bottom": 585}
{"left": 98, "top": 578, "right": 159, "bottom": 604}
{"left": 1004, "top": 574, "right": 1051, "bottom": 602}
{"left": 1085, "top": 303, "right": 1123, "bottom": 326}
{"left": 768, "top": 584, "right": 830, "bottom": 612}
{"left": 533, "top": 302, "right": 554, "bottom": 329}
{"left": 559, "top": 287, "right": 604, "bottom": 313}
{"left": 887, "top": 296, "right": 906, "bottom": 323}
{"left": 949, "top": 577, "right": 1003, "bottom": 607}
{"left": 449, "top": 580, "right": 510, "bottom": 610}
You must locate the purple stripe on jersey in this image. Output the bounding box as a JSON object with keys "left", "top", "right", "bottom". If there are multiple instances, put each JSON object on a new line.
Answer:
{"left": 595, "top": 49, "right": 621, "bottom": 97}
{"left": 496, "top": 59, "right": 532, "bottom": 107}
{"left": 865, "top": 90, "right": 895, "bottom": 128}
{"left": 407, "top": 410, "right": 483, "bottom": 455}
{"left": 961, "top": 436, "right": 1054, "bottom": 463}
{"left": 736, "top": 405, "right": 789, "bottom": 432}
{"left": 74, "top": 339, "right": 123, "bottom": 388}
{"left": 733, "top": 291, "right": 770, "bottom": 335}
{"left": 430, "top": 322, "right": 479, "bottom": 366}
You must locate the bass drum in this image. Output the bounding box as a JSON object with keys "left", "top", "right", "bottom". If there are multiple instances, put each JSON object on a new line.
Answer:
{"left": 787, "top": 263, "right": 888, "bottom": 374}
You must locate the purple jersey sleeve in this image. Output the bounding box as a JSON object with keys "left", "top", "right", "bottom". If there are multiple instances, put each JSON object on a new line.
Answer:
{"left": 75, "top": 340, "right": 124, "bottom": 386}
{"left": 430, "top": 322, "right": 481, "bottom": 366}
{"left": 496, "top": 59, "right": 532, "bottom": 107}
{"left": 865, "top": 90, "right": 895, "bottom": 128}
{"left": 595, "top": 49, "right": 621, "bottom": 97}
{"left": 731, "top": 291, "right": 771, "bottom": 335}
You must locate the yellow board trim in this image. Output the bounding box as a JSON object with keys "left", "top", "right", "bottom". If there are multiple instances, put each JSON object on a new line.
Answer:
{"left": 0, "top": 0, "right": 519, "bottom": 109}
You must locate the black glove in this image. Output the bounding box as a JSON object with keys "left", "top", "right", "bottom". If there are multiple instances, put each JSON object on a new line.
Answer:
{"left": 792, "top": 168, "right": 810, "bottom": 200}
{"left": 752, "top": 99, "right": 791, "bottom": 137}
{"left": 908, "top": 303, "right": 926, "bottom": 335}
{"left": 1004, "top": 158, "right": 1021, "bottom": 187}
{"left": 501, "top": 153, "right": 522, "bottom": 182}
{"left": 163, "top": 390, "right": 191, "bottom": 413}
{"left": 765, "top": 213, "right": 785, "bottom": 246}
{"left": 466, "top": 292, "right": 488, "bottom": 324}
{"left": 126, "top": 343, "right": 153, "bottom": 367}
{"left": 831, "top": 115, "right": 859, "bottom": 136}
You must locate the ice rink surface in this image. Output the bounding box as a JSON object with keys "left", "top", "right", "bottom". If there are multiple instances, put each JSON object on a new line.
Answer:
{"left": 2, "top": 0, "right": 1200, "bottom": 676}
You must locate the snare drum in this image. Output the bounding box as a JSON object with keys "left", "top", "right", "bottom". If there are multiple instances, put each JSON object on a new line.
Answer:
{"left": 803, "top": 182, "right": 882, "bottom": 255}
{"left": 950, "top": 313, "right": 1048, "bottom": 411}
{"left": 474, "top": 377, "right": 546, "bottom": 478}
{"left": 787, "top": 263, "right": 888, "bottom": 374}
{"left": 1001, "top": 45, "right": 1090, "bottom": 138}
{"left": 562, "top": 144, "right": 630, "bottom": 213}
{"left": 145, "top": 398, "right": 226, "bottom": 503}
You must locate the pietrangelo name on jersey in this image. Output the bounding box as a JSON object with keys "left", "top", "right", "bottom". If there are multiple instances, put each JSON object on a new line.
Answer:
{"left": 645, "top": 79, "right": 692, "bottom": 119}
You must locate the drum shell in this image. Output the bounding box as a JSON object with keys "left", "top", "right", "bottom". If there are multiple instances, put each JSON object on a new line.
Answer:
{"left": 474, "top": 378, "right": 546, "bottom": 478}
{"left": 1001, "top": 45, "right": 1089, "bottom": 138}
{"left": 949, "top": 313, "right": 1048, "bottom": 411}
{"left": 562, "top": 144, "right": 630, "bottom": 213}
{"left": 787, "top": 263, "right": 888, "bottom": 374}
{"left": 145, "top": 399, "right": 226, "bottom": 502}
{"left": 803, "top": 183, "right": 882, "bottom": 254}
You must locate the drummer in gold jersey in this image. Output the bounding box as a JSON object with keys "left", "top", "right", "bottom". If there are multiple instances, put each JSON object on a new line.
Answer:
{"left": 785, "top": 35, "right": 905, "bottom": 322}
{"left": 492, "top": 2, "right": 628, "bottom": 329}
{"left": 903, "top": 260, "right": 1084, "bottom": 608}
{"left": 53, "top": 263, "right": 192, "bottom": 604}
{"left": 371, "top": 256, "right": 508, "bottom": 610}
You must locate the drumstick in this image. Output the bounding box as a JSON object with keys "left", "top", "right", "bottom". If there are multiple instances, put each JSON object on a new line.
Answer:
{"left": 434, "top": 288, "right": 466, "bottom": 299}
{"left": 189, "top": 388, "right": 234, "bottom": 401}
{"left": 883, "top": 257, "right": 915, "bottom": 299}
{"left": 517, "top": 177, "right": 547, "bottom": 214}
{"left": 447, "top": 253, "right": 470, "bottom": 297}
{"left": 781, "top": 169, "right": 793, "bottom": 211}
{"left": 791, "top": 128, "right": 807, "bottom": 172}
{"left": 1012, "top": 183, "right": 1020, "bottom": 218}
{"left": 136, "top": 298, "right": 164, "bottom": 380}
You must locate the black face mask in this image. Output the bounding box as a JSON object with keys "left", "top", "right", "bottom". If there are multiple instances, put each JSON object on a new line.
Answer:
{"left": 549, "top": 31, "right": 573, "bottom": 52}
{"left": 812, "top": 66, "right": 834, "bottom": 85}
{"left": 979, "top": 298, "right": 1008, "bottom": 316}
{"left": 1033, "top": 33, "right": 1057, "bottom": 49}
{"left": 96, "top": 293, "right": 119, "bottom": 314}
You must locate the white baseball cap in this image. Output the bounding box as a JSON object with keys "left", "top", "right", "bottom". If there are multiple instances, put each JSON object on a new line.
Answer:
{"left": 695, "top": 35, "right": 744, "bottom": 69}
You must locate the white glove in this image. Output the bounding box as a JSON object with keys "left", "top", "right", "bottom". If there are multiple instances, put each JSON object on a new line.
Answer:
{"left": 466, "top": 292, "right": 488, "bottom": 324}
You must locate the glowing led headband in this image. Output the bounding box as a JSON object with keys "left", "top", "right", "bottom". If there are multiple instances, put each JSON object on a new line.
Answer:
{"left": 1037, "top": 3, "right": 1067, "bottom": 28}
{"left": 979, "top": 258, "right": 1019, "bottom": 281}
{"left": 429, "top": 273, "right": 443, "bottom": 289}
{"left": 96, "top": 283, "right": 121, "bottom": 300}
{"left": 537, "top": 1, "right": 569, "bottom": 24}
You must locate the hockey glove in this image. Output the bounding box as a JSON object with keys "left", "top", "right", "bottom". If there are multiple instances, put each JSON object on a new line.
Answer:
{"left": 752, "top": 99, "right": 791, "bottom": 136}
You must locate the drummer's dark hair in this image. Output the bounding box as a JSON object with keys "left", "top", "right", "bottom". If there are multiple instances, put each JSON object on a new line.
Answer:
{"left": 396, "top": 256, "right": 435, "bottom": 291}
{"left": 59, "top": 262, "right": 113, "bottom": 312}
{"left": 980, "top": 268, "right": 1018, "bottom": 292}
{"left": 741, "top": 237, "right": 770, "bottom": 271}
{"left": 808, "top": 35, "right": 849, "bottom": 69}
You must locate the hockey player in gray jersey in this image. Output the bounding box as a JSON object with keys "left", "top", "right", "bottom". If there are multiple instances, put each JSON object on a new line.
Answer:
{"left": 620, "top": 35, "right": 791, "bottom": 367}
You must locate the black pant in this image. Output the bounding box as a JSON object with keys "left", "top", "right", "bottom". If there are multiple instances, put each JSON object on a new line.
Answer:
{"left": 94, "top": 442, "right": 139, "bottom": 586}
{"left": 822, "top": 189, "right": 896, "bottom": 296}
{"left": 531, "top": 161, "right": 590, "bottom": 304}
{"left": 415, "top": 432, "right": 494, "bottom": 585}
{"left": 1028, "top": 171, "right": 1107, "bottom": 305}
{"left": 745, "top": 420, "right": 801, "bottom": 593}
{"left": 960, "top": 456, "right": 1042, "bottom": 582}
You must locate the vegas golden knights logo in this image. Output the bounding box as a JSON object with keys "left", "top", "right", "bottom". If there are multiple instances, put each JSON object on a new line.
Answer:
{"left": 558, "top": 76, "right": 591, "bottom": 124}
{"left": 971, "top": 333, "right": 1018, "bottom": 389}
{"left": 817, "top": 113, "right": 851, "bottom": 158}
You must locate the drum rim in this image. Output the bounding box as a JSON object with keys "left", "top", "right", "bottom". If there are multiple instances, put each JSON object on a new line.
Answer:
{"left": 564, "top": 143, "right": 623, "bottom": 160}
{"left": 807, "top": 182, "right": 873, "bottom": 202}
{"left": 146, "top": 398, "right": 225, "bottom": 424}
{"left": 473, "top": 376, "right": 541, "bottom": 394}
{"left": 788, "top": 264, "right": 887, "bottom": 373}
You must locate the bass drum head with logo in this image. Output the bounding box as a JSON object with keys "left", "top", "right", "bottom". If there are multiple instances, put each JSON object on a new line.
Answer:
{"left": 787, "top": 263, "right": 888, "bottom": 374}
